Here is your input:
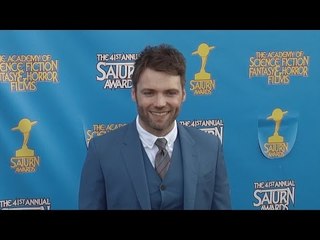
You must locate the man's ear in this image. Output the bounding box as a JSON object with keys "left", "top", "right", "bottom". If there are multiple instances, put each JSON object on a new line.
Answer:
{"left": 131, "top": 88, "right": 137, "bottom": 102}
{"left": 182, "top": 89, "right": 186, "bottom": 102}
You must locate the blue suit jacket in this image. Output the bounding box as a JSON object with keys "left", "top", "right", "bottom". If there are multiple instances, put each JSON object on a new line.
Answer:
{"left": 79, "top": 121, "right": 231, "bottom": 210}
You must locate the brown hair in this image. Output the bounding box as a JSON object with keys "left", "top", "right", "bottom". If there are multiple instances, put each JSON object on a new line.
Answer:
{"left": 132, "top": 44, "right": 186, "bottom": 89}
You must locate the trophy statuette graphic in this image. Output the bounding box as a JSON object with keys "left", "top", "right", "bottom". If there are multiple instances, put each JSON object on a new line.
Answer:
{"left": 12, "top": 118, "right": 37, "bottom": 157}
{"left": 192, "top": 43, "right": 215, "bottom": 80}
{"left": 267, "top": 108, "right": 287, "bottom": 143}
{"left": 190, "top": 43, "right": 215, "bottom": 95}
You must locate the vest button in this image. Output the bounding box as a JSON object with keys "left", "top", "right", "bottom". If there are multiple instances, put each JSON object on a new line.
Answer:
{"left": 160, "top": 184, "right": 166, "bottom": 191}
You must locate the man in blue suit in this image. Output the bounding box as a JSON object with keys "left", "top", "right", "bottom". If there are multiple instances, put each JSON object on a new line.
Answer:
{"left": 79, "top": 44, "right": 231, "bottom": 210}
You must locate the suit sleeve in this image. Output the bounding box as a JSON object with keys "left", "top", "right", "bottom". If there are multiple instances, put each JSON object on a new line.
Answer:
{"left": 78, "top": 138, "right": 107, "bottom": 209}
{"left": 211, "top": 139, "right": 232, "bottom": 209}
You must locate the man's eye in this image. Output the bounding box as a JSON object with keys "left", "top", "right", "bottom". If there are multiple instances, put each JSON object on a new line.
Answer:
{"left": 143, "top": 92, "right": 153, "bottom": 96}
{"left": 167, "top": 91, "right": 178, "bottom": 96}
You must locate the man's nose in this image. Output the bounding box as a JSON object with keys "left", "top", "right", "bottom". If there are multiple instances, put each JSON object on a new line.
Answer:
{"left": 154, "top": 94, "right": 166, "bottom": 107}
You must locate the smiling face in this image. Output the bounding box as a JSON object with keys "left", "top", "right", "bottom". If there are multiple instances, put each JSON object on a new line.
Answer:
{"left": 132, "top": 68, "right": 186, "bottom": 137}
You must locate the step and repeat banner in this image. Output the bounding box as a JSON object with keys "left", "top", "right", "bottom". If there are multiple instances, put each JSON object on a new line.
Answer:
{"left": 0, "top": 30, "right": 319, "bottom": 210}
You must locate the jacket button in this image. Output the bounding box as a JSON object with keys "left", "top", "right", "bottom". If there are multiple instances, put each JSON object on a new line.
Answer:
{"left": 160, "top": 184, "right": 166, "bottom": 191}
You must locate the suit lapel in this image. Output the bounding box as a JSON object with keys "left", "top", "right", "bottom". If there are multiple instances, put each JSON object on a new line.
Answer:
{"left": 121, "top": 122, "right": 151, "bottom": 210}
{"left": 178, "top": 125, "right": 199, "bottom": 210}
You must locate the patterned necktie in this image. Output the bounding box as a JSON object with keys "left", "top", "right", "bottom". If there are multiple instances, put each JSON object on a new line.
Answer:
{"left": 155, "top": 138, "right": 171, "bottom": 180}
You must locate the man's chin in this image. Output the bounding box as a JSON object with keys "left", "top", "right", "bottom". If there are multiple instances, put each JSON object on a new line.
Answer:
{"left": 151, "top": 121, "right": 173, "bottom": 132}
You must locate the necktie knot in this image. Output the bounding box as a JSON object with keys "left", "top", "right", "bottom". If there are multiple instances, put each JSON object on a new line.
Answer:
{"left": 155, "top": 138, "right": 167, "bottom": 150}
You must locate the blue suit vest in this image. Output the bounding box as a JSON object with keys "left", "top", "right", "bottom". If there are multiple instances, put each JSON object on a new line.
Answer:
{"left": 142, "top": 136, "right": 184, "bottom": 210}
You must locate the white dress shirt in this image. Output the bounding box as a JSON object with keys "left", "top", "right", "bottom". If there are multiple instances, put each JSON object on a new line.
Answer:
{"left": 136, "top": 115, "right": 177, "bottom": 168}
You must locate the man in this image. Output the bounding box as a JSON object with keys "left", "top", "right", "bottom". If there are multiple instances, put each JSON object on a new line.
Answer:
{"left": 79, "top": 44, "right": 231, "bottom": 209}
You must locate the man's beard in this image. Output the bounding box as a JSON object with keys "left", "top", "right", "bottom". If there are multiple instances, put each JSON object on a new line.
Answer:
{"left": 137, "top": 105, "right": 180, "bottom": 135}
